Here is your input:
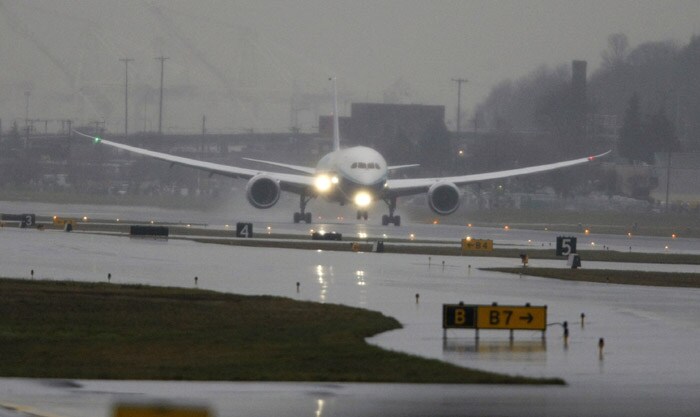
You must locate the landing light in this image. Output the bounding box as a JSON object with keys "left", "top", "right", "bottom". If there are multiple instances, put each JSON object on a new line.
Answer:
{"left": 314, "top": 174, "right": 336, "bottom": 193}
{"left": 354, "top": 191, "right": 372, "bottom": 208}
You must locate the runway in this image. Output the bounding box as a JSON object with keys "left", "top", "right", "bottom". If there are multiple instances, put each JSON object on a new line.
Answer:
{"left": 1, "top": 202, "right": 699, "bottom": 416}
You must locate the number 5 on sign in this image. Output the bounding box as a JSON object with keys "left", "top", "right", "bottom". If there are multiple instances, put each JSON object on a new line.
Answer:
{"left": 556, "top": 236, "right": 577, "bottom": 257}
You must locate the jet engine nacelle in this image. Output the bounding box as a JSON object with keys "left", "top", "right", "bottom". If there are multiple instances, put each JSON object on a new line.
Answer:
{"left": 427, "top": 182, "right": 461, "bottom": 215}
{"left": 246, "top": 174, "right": 281, "bottom": 209}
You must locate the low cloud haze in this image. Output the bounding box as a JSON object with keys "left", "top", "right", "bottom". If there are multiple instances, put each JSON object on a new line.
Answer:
{"left": 1, "top": 0, "right": 698, "bottom": 134}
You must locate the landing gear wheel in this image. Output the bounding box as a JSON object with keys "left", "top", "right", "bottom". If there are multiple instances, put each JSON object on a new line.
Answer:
{"left": 356, "top": 211, "right": 362, "bottom": 220}
{"left": 362, "top": 210, "right": 368, "bottom": 220}
{"left": 382, "top": 215, "right": 401, "bottom": 226}
{"left": 295, "top": 193, "right": 313, "bottom": 224}
{"left": 381, "top": 196, "right": 401, "bottom": 226}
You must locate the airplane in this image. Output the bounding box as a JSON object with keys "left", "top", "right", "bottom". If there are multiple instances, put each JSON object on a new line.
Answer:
{"left": 75, "top": 80, "right": 609, "bottom": 226}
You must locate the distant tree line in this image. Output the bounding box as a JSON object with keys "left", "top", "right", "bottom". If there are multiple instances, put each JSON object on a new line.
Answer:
{"left": 474, "top": 34, "right": 700, "bottom": 162}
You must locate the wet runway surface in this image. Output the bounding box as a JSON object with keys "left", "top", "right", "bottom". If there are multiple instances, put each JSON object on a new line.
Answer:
{"left": 1, "top": 202, "right": 700, "bottom": 416}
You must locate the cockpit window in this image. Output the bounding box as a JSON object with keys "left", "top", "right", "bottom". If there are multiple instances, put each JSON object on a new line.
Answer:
{"left": 351, "top": 162, "right": 382, "bottom": 170}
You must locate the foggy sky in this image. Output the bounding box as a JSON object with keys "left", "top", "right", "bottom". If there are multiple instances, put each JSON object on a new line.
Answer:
{"left": 1, "top": 0, "right": 698, "bottom": 134}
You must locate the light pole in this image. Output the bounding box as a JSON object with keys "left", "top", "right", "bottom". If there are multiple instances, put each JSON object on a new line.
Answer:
{"left": 119, "top": 58, "right": 134, "bottom": 139}
{"left": 452, "top": 78, "right": 468, "bottom": 134}
{"left": 156, "top": 56, "right": 168, "bottom": 135}
{"left": 24, "top": 91, "right": 30, "bottom": 145}
{"left": 665, "top": 151, "right": 672, "bottom": 213}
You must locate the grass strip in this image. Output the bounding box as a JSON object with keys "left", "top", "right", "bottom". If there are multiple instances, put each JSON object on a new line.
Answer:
{"left": 193, "top": 238, "right": 700, "bottom": 265}
{"left": 16, "top": 219, "right": 700, "bottom": 265}
{"left": 0, "top": 278, "right": 562, "bottom": 384}
{"left": 485, "top": 268, "right": 700, "bottom": 288}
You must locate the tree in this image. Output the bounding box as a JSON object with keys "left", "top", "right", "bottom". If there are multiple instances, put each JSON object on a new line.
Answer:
{"left": 601, "top": 33, "right": 629, "bottom": 69}
{"left": 619, "top": 93, "right": 680, "bottom": 163}
{"left": 643, "top": 108, "right": 680, "bottom": 158}
{"left": 618, "top": 93, "right": 644, "bottom": 162}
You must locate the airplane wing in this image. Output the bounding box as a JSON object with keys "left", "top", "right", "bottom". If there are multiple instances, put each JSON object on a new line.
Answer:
{"left": 242, "top": 158, "right": 316, "bottom": 174}
{"left": 73, "top": 131, "right": 315, "bottom": 193}
{"left": 388, "top": 163, "right": 420, "bottom": 171}
{"left": 385, "top": 151, "right": 611, "bottom": 198}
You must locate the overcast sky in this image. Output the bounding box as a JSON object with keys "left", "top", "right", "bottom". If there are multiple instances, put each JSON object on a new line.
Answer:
{"left": 1, "top": 0, "right": 698, "bottom": 134}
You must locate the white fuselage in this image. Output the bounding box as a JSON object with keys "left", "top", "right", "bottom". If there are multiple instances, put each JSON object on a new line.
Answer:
{"left": 314, "top": 146, "right": 388, "bottom": 206}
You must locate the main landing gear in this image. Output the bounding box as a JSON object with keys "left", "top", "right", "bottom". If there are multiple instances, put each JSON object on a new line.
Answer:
{"left": 356, "top": 210, "right": 368, "bottom": 220}
{"left": 381, "top": 197, "right": 401, "bottom": 226}
{"left": 293, "top": 194, "right": 313, "bottom": 224}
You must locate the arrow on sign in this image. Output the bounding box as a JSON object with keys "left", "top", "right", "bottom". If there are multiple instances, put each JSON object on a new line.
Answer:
{"left": 519, "top": 313, "right": 534, "bottom": 323}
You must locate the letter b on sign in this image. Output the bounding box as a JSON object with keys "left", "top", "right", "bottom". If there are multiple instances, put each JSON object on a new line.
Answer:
{"left": 236, "top": 222, "right": 253, "bottom": 238}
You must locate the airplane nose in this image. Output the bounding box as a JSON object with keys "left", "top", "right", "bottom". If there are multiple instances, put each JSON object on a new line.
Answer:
{"left": 354, "top": 171, "right": 383, "bottom": 185}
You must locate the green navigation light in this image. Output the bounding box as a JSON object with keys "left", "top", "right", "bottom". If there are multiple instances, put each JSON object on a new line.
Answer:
{"left": 94, "top": 137, "right": 102, "bottom": 144}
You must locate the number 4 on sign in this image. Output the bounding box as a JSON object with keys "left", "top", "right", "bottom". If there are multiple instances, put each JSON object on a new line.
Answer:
{"left": 236, "top": 222, "right": 253, "bottom": 238}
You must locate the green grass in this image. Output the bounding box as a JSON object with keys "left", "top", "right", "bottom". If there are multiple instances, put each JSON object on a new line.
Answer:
{"left": 485, "top": 268, "right": 700, "bottom": 288}
{"left": 193, "top": 238, "right": 700, "bottom": 265}
{"left": 0, "top": 278, "right": 561, "bottom": 384}
{"left": 441, "top": 208, "right": 700, "bottom": 238}
{"left": 22, "top": 217, "right": 700, "bottom": 265}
